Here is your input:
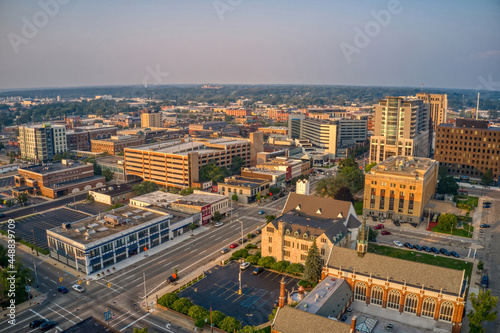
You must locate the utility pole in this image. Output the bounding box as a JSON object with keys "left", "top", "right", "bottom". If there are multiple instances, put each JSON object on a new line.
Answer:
{"left": 210, "top": 307, "right": 213, "bottom": 333}
{"left": 32, "top": 229, "right": 38, "bottom": 257}
{"left": 34, "top": 262, "right": 40, "bottom": 292}
{"left": 143, "top": 272, "right": 148, "bottom": 310}
{"left": 239, "top": 220, "right": 244, "bottom": 295}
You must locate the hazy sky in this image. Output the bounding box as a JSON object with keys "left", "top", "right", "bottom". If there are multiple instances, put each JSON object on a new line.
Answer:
{"left": 1, "top": 0, "right": 499, "bottom": 90}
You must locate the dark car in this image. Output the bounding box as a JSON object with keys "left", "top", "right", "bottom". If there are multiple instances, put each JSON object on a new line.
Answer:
{"left": 450, "top": 251, "right": 460, "bottom": 258}
{"left": 430, "top": 247, "right": 439, "bottom": 254}
{"left": 30, "top": 319, "right": 46, "bottom": 328}
{"left": 340, "top": 315, "right": 348, "bottom": 322}
{"left": 238, "top": 238, "right": 247, "bottom": 244}
{"left": 39, "top": 321, "right": 57, "bottom": 332}
{"left": 484, "top": 201, "right": 492, "bottom": 205}
{"left": 481, "top": 275, "right": 489, "bottom": 288}
{"left": 393, "top": 220, "right": 401, "bottom": 227}
{"left": 255, "top": 229, "right": 262, "bottom": 234}
{"left": 421, "top": 246, "right": 431, "bottom": 252}
{"left": 56, "top": 286, "right": 68, "bottom": 294}
{"left": 166, "top": 275, "right": 177, "bottom": 284}
{"left": 279, "top": 193, "right": 285, "bottom": 197}
{"left": 372, "top": 216, "right": 378, "bottom": 221}
{"left": 248, "top": 233, "right": 256, "bottom": 239}
{"left": 483, "top": 205, "right": 491, "bottom": 208}
{"left": 253, "top": 267, "right": 264, "bottom": 275}
{"left": 403, "top": 243, "right": 413, "bottom": 249}
{"left": 271, "top": 197, "right": 277, "bottom": 201}
{"left": 413, "top": 245, "right": 422, "bottom": 251}
{"left": 0, "top": 213, "right": 6, "bottom": 218}
{"left": 439, "top": 248, "right": 450, "bottom": 256}
{"left": 480, "top": 224, "right": 491, "bottom": 228}
{"left": 221, "top": 248, "right": 230, "bottom": 254}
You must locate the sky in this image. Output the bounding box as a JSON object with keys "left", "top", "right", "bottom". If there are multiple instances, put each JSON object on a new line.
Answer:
{"left": 0, "top": 0, "right": 499, "bottom": 91}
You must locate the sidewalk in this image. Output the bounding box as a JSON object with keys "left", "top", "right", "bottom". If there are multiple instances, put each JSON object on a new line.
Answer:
{"left": 0, "top": 283, "right": 47, "bottom": 321}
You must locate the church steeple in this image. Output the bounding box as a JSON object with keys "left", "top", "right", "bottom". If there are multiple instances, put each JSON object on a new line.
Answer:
{"left": 357, "top": 204, "right": 368, "bottom": 257}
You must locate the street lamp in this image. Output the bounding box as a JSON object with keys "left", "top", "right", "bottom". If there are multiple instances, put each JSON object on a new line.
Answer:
{"left": 238, "top": 220, "right": 244, "bottom": 295}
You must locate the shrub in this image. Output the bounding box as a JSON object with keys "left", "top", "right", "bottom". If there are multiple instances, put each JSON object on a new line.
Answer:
{"left": 298, "top": 279, "right": 311, "bottom": 288}
{"left": 171, "top": 298, "right": 192, "bottom": 314}
{"left": 478, "top": 261, "right": 484, "bottom": 271}
{"left": 245, "top": 243, "right": 258, "bottom": 249}
{"left": 194, "top": 319, "right": 205, "bottom": 329}
{"left": 286, "top": 263, "right": 304, "bottom": 276}
{"left": 188, "top": 305, "right": 209, "bottom": 321}
{"left": 258, "top": 256, "right": 276, "bottom": 268}
{"left": 211, "top": 310, "right": 226, "bottom": 328}
{"left": 246, "top": 255, "right": 260, "bottom": 265}
{"left": 272, "top": 260, "right": 290, "bottom": 273}
{"left": 232, "top": 249, "right": 249, "bottom": 259}
{"left": 158, "top": 293, "right": 178, "bottom": 308}
{"left": 219, "top": 316, "right": 241, "bottom": 332}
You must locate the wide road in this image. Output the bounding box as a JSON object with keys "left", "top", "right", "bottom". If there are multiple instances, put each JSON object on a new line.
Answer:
{"left": 0, "top": 201, "right": 285, "bottom": 333}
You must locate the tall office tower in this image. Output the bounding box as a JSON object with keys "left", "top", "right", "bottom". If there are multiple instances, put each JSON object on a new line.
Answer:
{"left": 288, "top": 114, "right": 305, "bottom": 139}
{"left": 141, "top": 111, "right": 162, "bottom": 128}
{"left": 416, "top": 93, "right": 448, "bottom": 131}
{"left": 369, "top": 97, "right": 430, "bottom": 164}
{"left": 19, "top": 124, "right": 67, "bottom": 162}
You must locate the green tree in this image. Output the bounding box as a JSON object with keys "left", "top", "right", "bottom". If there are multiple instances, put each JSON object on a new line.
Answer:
{"left": 365, "top": 162, "right": 377, "bottom": 173}
{"left": 268, "top": 307, "right": 278, "bottom": 321}
{"left": 157, "top": 293, "right": 179, "bottom": 308}
{"left": 199, "top": 160, "right": 229, "bottom": 183}
{"left": 211, "top": 310, "right": 226, "bottom": 328}
{"left": 302, "top": 240, "right": 321, "bottom": 285}
{"left": 315, "top": 176, "right": 348, "bottom": 198}
{"left": 468, "top": 290, "right": 498, "bottom": 333}
{"left": 272, "top": 260, "right": 290, "bottom": 273}
{"left": 258, "top": 256, "right": 276, "bottom": 268}
{"left": 265, "top": 214, "right": 276, "bottom": 223}
{"left": 286, "top": 263, "right": 304, "bottom": 276}
{"left": 86, "top": 193, "right": 94, "bottom": 201}
{"left": 334, "top": 186, "right": 354, "bottom": 202}
{"left": 368, "top": 227, "right": 379, "bottom": 241}
{"left": 171, "top": 298, "right": 192, "bottom": 314}
{"left": 238, "top": 326, "right": 260, "bottom": 333}
{"left": 102, "top": 168, "right": 114, "bottom": 182}
{"left": 246, "top": 255, "right": 260, "bottom": 264}
{"left": 438, "top": 165, "right": 448, "bottom": 180}
{"left": 212, "top": 211, "right": 223, "bottom": 222}
{"left": 338, "top": 157, "right": 358, "bottom": 172}
{"left": 436, "top": 176, "right": 459, "bottom": 195}
{"left": 436, "top": 213, "right": 458, "bottom": 232}
{"left": 180, "top": 187, "right": 195, "bottom": 196}
{"left": 481, "top": 169, "right": 494, "bottom": 186}
{"left": 232, "top": 193, "right": 239, "bottom": 202}
{"left": 0, "top": 259, "right": 32, "bottom": 304}
{"left": 194, "top": 319, "right": 204, "bottom": 329}
{"left": 189, "top": 222, "right": 198, "bottom": 235}
{"left": 132, "top": 181, "right": 159, "bottom": 195}
{"left": 219, "top": 316, "right": 241, "bottom": 332}
{"left": 255, "top": 193, "right": 261, "bottom": 202}
{"left": 133, "top": 328, "right": 148, "bottom": 333}
{"left": 230, "top": 156, "right": 245, "bottom": 175}
{"left": 0, "top": 245, "right": 9, "bottom": 268}
{"left": 188, "top": 305, "right": 209, "bottom": 321}
{"left": 477, "top": 261, "right": 484, "bottom": 271}
{"left": 16, "top": 192, "right": 28, "bottom": 206}
{"left": 4, "top": 198, "right": 15, "bottom": 208}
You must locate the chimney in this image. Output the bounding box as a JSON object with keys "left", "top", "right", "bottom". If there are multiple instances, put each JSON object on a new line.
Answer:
{"left": 350, "top": 315, "right": 357, "bottom": 333}
{"left": 278, "top": 277, "right": 286, "bottom": 308}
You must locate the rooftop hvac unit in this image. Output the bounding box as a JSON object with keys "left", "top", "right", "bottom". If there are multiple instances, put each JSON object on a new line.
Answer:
{"left": 62, "top": 223, "right": 71, "bottom": 230}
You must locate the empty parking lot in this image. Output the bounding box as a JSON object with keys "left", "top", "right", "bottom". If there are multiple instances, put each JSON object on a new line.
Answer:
{"left": 178, "top": 261, "right": 300, "bottom": 327}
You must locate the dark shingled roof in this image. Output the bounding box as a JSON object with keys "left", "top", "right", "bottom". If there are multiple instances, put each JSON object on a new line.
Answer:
{"left": 273, "top": 306, "right": 354, "bottom": 333}
{"left": 315, "top": 279, "right": 354, "bottom": 319}
{"left": 345, "top": 215, "right": 362, "bottom": 229}
{"left": 327, "top": 247, "right": 464, "bottom": 296}
{"left": 283, "top": 193, "right": 353, "bottom": 220}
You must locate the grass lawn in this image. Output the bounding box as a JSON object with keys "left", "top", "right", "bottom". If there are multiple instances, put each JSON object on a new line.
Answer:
{"left": 258, "top": 326, "right": 271, "bottom": 333}
{"left": 432, "top": 225, "right": 474, "bottom": 238}
{"left": 454, "top": 195, "right": 478, "bottom": 208}
{"left": 354, "top": 201, "right": 363, "bottom": 216}
{"left": 368, "top": 243, "right": 472, "bottom": 284}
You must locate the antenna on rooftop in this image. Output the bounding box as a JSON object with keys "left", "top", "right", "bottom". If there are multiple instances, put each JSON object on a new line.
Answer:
{"left": 476, "top": 92, "right": 480, "bottom": 120}
{"left": 420, "top": 83, "right": 424, "bottom": 92}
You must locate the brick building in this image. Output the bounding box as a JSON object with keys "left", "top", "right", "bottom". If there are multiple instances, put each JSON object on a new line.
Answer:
{"left": 224, "top": 109, "right": 252, "bottom": 117}
{"left": 91, "top": 135, "right": 146, "bottom": 155}
{"left": 66, "top": 130, "right": 90, "bottom": 151}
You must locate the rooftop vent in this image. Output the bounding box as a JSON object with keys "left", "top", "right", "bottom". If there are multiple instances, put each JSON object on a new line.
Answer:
{"left": 62, "top": 223, "right": 71, "bottom": 230}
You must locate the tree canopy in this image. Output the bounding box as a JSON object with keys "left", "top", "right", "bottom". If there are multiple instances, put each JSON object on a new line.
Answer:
{"left": 334, "top": 186, "right": 354, "bottom": 202}
{"left": 199, "top": 160, "right": 230, "bottom": 183}
{"left": 468, "top": 290, "right": 498, "bottom": 333}
{"left": 436, "top": 176, "right": 459, "bottom": 195}
{"left": 132, "top": 181, "right": 159, "bottom": 195}
{"left": 436, "top": 213, "right": 458, "bottom": 232}
{"left": 302, "top": 240, "right": 322, "bottom": 285}
{"left": 481, "top": 169, "right": 494, "bottom": 186}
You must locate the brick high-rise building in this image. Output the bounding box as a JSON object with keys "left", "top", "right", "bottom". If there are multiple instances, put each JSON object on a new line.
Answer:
{"left": 434, "top": 119, "right": 500, "bottom": 182}
{"left": 369, "top": 97, "right": 430, "bottom": 164}
{"left": 141, "top": 111, "right": 162, "bottom": 128}
{"left": 416, "top": 93, "right": 448, "bottom": 131}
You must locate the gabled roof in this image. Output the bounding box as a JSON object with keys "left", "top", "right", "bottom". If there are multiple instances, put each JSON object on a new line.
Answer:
{"left": 345, "top": 215, "right": 362, "bottom": 229}
{"left": 273, "top": 306, "right": 353, "bottom": 333}
{"left": 327, "top": 247, "right": 464, "bottom": 296}
{"left": 283, "top": 193, "right": 353, "bottom": 220}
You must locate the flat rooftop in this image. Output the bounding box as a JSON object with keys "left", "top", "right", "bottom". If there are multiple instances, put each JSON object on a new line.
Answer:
{"left": 131, "top": 190, "right": 182, "bottom": 206}
{"left": 90, "top": 182, "right": 139, "bottom": 196}
{"left": 369, "top": 156, "right": 436, "bottom": 175}
{"left": 297, "top": 277, "right": 349, "bottom": 315}
{"left": 128, "top": 138, "right": 249, "bottom": 154}
{"left": 20, "top": 160, "right": 88, "bottom": 174}
{"left": 221, "top": 176, "right": 269, "bottom": 187}
{"left": 175, "top": 192, "right": 226, "bottom": 206}
{"left": 95, "top": 155, "right": 125, "bottom": 166}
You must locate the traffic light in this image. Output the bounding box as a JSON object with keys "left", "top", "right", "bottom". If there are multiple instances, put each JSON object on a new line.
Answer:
{"left": 107, "top": 282, "right": 111, "bottom": 288}
{"left": 59, "top": 277, "right": 63, "bottom": 282}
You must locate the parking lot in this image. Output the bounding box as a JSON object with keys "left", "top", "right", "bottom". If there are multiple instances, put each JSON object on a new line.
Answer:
{"left": 178, "top": 261, "right": 300, "bottom": 327}
{"left": 0, "top": 176, "right": 14, "bottom": 188}
{"left": 1, "top": 208, "right": 90, "bottom": 249}
{"left": 69, "top": 201, "right": 112, "bottom": 215}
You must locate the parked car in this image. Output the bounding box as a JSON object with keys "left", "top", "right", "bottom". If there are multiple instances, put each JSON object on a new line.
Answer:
{"left": 230, "top": 243, "right": 238, "bottom": 249}
{"left": 240, "top": 262, "right": 251, "bottom": 270}
{"left": 381, "top": 230, "right": 391, "bottom": 235}
{"left": 481, "top": 275, "right": 489, "bottom": 288}
{"left": 379, "top": 218, "right": 384, "bottom": 223}
{"left": 373, "top": 224, "right": 384, "bottom": 230}
{"left": 39, "top": 321, "right": 57, "bottom": 332}
{"left": 248, "top": 233, "right": 256, "bottom": 239}
{"left": 430, "top": 247, "right": 439, "bottom": 254}
{"left": 372, "top": 216, "right": 378, "bottom": 221}
{"left": 258, "top": 210, "right": 266, "bottom": 215}
{"left": 238, "top": 238, "right": 248, "bottom": 244}
{"left": 340, "top": 315, "right": 348, "bottom": 322}
{"left": 439, "top": 248, "right": 450, "bottom": 256}
{"left": 483, "top": 205, "right": 491, "bottom": 208}
{"left": 255, "top": 229, "right": 262, "bottom": 234}
{"left": 421, "top": 246, "right": 431, "bottom": 252}
{"left": 279, "top": 193, "right": 285, "bottom": 197}
{"left": 480, "top": 224, "right": 491, "bottom": 228}
{"left": 221, "top": 248, "right": 229, "bottom": 254}
{"left": 393, "top": 220, "right": 401, "bottom": 226}
{"left": 484, "top": 201, "right": 492, "bottom": 205}
{"left": 253, "top": 267, "right": 264, "bottom": 275}
{"left": 72, "top": 285, "right": 85, "bottom": 293}
{"left": 393, "top": 241, "right": 403, "bottom": 247}
{"left": 166, "top": 275, "right": 177, "bottom": 284}
{"left": 29, "top": 319, "right": 47, "bottom": 328}
{"left": 214, "top": 222, "right": 223, "bottom": 227}
{"left": 403, "top": 243, "right": 413, "bottom": 249}
{"left": 56, "top": 286, "right": 68, "bottom": 294}
{"left": 0, "top": 213, "right": 6, "bottom": 218}
{"left": 271, "top": 197, "right": 277, "bottom": 201}
{"left": 413, "top": 245, "right": 422, "bottom": 251}
{"left": 450, "top": 251, "right": 460, "bottom": 258}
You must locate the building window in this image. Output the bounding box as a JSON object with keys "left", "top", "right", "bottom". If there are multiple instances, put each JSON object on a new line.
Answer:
{"left": 439, "top": 301, "right": 454, "bottom": 322}
{"left": 268, "top": 246, "right": 272, "bottom": 253}
{"left": 268, "top": 237, "right": 272, "bottom": 243}
{"left": 300, "top": 244, "right": 309, "bottom": 251}
{"left": 404, "top": 293, "right": 418, "bottom": 314}
{"left": 300, "top": 254, "right": 306, "bottom": 260}
{"left": 387, "top": 290, "right": 401, "bottom": 310}
{"left": 284, "top": 240, "right": 291, "bottom": 247}
{"left": 370, "top": 285, "right": 384, "bottom": 306}
{"left": 284, "top": 250, "right": 290, "bottom": 257}
{"left": 421, "top": 297, "right": 436, "bottom": 318}
{"left": 267, "top": 227, "right": 275, "bottom": 233}
{"left": 321, "top": 238, "right": 326, "bottom": 243}
{"left": 354, "top": 282, "right": 367, "bottom": 301}
{"left": 320, "top": 248, "right": 325, "bottom": 255}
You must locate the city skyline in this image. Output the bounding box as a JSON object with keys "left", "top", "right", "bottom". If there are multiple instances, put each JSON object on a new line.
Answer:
{"left": 1, "top": 0, "right": 499, "bottom": 91}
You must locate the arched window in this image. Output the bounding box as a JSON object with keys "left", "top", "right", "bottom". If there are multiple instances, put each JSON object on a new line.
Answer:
{"left": 370, "top": 285, "right": 384, "bottom": 306}
{"left": 303, "top": 233, "right": 308, "bottom": 240}
{"left": 310, "top": 236, "right": 315, "bottom": 241}
{"left": 96, "top": 134, "right": 101, "bottom": 139}
{"left": 387, "top": 289, "right": 401, "bottom": 310}
{"left": 107, "top": 133, "right": 111, "bottom": 138}
{"left": 285, "top": 229, "right": 290, "bottom": 235}
{"left": 421, "top": 297, "right": 436, "bottom": 318}
{"left": 404, "top": 293, "right": 418, "bottom": 314}
{"left": 354, "top": 282, "right": 367, "bottom": 302}
{"left": 439, "top": 301, "right": 454, "bottom": 322}
{"left": 294, "top": 231, "right": 299, "bottom": 237}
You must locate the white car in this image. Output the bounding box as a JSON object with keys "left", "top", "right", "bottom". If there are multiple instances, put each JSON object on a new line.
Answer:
{"left": 393, "top": 241, "right": 403, "bottom": 247}
{"left": 72, "top": 284, "right": 85, "bottom": 293}
{"left": 240, "top": 262, "right": 251, "bottom": 270}
{"left": 214, "top": 222, "right": 223, "bottom": 227}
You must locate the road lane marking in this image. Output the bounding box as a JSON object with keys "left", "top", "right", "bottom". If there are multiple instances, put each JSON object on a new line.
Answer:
{"left": 158, "top": 259, "right": 169, "bottom": 264}
{"left": 53, "top": 303, "right": 83, "bottom": 321}
{"left": 120, "top": 313, "right": 151, "bottom": 331}
{"left": 28, "top": 309, "right": 63, "bottom": 331}
{"left": 110, "top": 310, "right": 133, "bottom": 326}
{"left": 143, "top": 318, "right": 173, "bottom": 332}
{"left": 46, "top": 306, "right": 76, "bottom": 324}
